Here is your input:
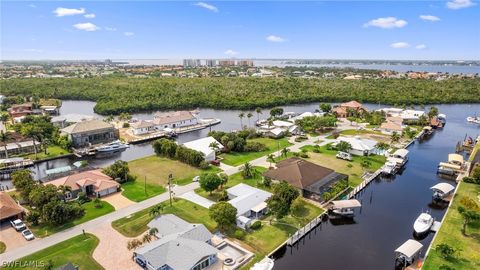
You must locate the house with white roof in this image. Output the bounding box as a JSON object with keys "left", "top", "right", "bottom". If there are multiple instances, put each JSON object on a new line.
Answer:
{"left": 131, "top": 120, "right": 156, "bottom": 135}
{"left": 226, "top": 184, "right": 272, "bottom": 229}
{"left": 153, "top": 111, "right": 198, "bottom": 130}
{"left": 336, "top": 136, "right": 378, "bottom": 156}
{"left": 258, "top": 119, "right": 300, "bottom": 138}
{"left": 183, "top": 136, "right": 224, "bottom": 162}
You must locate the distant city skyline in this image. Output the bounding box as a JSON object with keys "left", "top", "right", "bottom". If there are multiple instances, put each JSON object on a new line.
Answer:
{"left": 1, "top": 1, "right": 479, "bottom": 60}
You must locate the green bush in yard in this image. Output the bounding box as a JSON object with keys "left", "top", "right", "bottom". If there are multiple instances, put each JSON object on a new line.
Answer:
{"left": 234, "top": 229, "right": 246, "bottom": 240}
{"left": 250, "top": 221, "right": 262, "bottom": 230}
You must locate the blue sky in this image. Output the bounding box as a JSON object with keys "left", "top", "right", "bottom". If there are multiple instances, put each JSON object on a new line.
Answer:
{"left": 1, "top": 1, "right": 479, "bottom": 60}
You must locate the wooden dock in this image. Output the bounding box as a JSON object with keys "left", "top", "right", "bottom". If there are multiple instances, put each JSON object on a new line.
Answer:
{"left": 347, "top": 169, "right": 381, "bottom": 199}
{"left": 286, "top": 213, "right": 325, "bottom": 246}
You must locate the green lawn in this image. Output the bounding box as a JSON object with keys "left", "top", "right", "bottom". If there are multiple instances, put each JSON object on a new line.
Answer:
{"left": 219, "top": 137, "right": 292, "bottom": 166}
{"left": 30, "top": 200, "right": 115, "bottom": 238}
{"left": 422, "top": 182, "right": 480, "bottom": 270}
{"left": 0, "top": 241, "right": 5, "bottom": 254}
{"left": 25, "top": 145, "right": 70, "bottom": 160}
{"left": 121, "top": 181, "right": 166, "bottom": 202}
{"left": 1, "top": 234, "right": 102, "bottom": 270}
{"left": 301, "top": 144, "right": 386, "bottom": 187}
{"left": 112, "top": 198, "right": 217, "bottom": 237}
{"left": 195, "top": 167, "right": 269, "bottom": 201}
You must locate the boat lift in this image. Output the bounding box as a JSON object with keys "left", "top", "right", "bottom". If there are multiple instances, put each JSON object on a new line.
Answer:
{"left": 328, "top": 199, "right": 362, "bottom": 218}
{"left": 430, "top": 183, "right": 455, "bottom": 202}
{"left": 394, "top": 239, "right": 423, "bottom": 269}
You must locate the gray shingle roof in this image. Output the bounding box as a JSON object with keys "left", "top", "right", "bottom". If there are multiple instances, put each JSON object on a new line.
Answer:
{"left": 61, "top": 119, "right": 114, "bottom": 134}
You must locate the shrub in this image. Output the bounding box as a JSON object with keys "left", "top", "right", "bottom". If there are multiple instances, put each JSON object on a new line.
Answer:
{"left": 244, "top": 141, "right": 268, "bottom": 152}
{"left": 263, "top": 177, "right": 272, "bottom": 187}
{"left": 122, "top": 122, "right": 130, "bottom": 128}
{"left": 300, "top": 153, "right": 309, "bottom": 158}
{"left": 77, "top": 192, "right": 90, "bottom": 204}
{"left": 234, "top": 229, "right": 246, "bottom": 240}
{"left": 250, "top": 221, "right": 262, "bottom": 230}
{"left": 463, "top": 176, "right": 479, "bottom": 184}
{"left": 199, "top": 161, "right": 210, "bottom": 170}
{"left": 436, "top": 243, "right": 455, "bottom": 260}
{"left": 292, "top": 152, "right": 300, "bottom": 157}
{"left": 93, "top": 198, "right": 102, "bottom": 209}
{"left": 26, "top": 211, "right": 40, "bottom": 226}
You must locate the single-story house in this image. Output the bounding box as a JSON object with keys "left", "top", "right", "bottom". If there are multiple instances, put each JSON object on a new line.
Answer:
{"left": 61, "top": 119, "right": 117, "bottom": 148}
{"left": 226, "top": 184, "right": 272, "bottom": 229}
{"left": 0, "top": 192, "right": 25, "bottom": 222}
{"left": 153, "top": 111, "right": 198, "bottom": 130}
{"left": 263, "top": 157, "right": 348, "bottom": 202}
{"left": 332, "top": 100, "right": 366, "bottom": 118}
{"left": 291, "top": 111, "right": 325, "bottom": 122}
{"left": 51, "top": 114, "right": 94, "bottom": 128}
{"left": 263, "top": 127, "right": 286, "bottom": 138}
{"left": 183, "top": 136, "right": 224, "bottom": 162}
{"left": 336, "top": 136, "right": 377, "bottom": 156}
{"left": 40, "top": 105, "right": 60, "bottom": 115}
{"left": 7, "top": 103, "right": 33, "bottom": 119}
{"left": 0, "top": 140, "right": 40, "bottom": 159}
{"left": 401, "top": 110, "right": 425, "bottom": 121}
{"left": 47, "top": 169, "right": 119, "bottom": 199}
{"left": 130, "top": 120, "right": 156, "bottom": 135}
{"left": 380, "top": 117, "right": 404, "bottom": 135}
{"left": 134, "top": 214, "right": 218, "bottom": 270}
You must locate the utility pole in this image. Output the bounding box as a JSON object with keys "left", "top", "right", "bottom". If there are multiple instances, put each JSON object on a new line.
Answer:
{"left": 144, "top": 176, "right": 147, "bottom": 195}
{"left": 168, "top": 173, "right": 173, "bottom": 207}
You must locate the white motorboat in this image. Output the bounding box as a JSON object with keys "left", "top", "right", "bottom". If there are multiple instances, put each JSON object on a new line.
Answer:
{"left": 250, "top": 257, "right": 274, "bottom": 270}
{"left": 413, "top": 212, "right": 434, "bottom": 235}
{"left": 381, "top": 161, "right": 397, "bottom": 176}
{"left": 328, "top": 199, "right": 362, "bottom": 218}
{"left": 466, "top": 116, "right": 480, "bottom": 124}
{"left": 431, "top": 183, "right": 455, "bottom": 201}
{"left": 95, "top": 140, "right": 129, "bottom": 153}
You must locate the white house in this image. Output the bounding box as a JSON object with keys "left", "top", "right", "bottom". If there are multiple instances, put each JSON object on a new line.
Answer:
{"left": 226, "top": 184, "right": 272, "bottom": 229}
{"left": 153, "top": 111, "right": 198, "bottom": 130}
{"left": 183, "top": 136, "right": 224, "bottom": 162}
{"left": 336, "top": 136, "right": 378, "bottom": 156}
{"left": 131, "top": 120, "right": 156, "bottom": 135}
{"left": 401, "top": 110, "right": 425, "bottom": 121}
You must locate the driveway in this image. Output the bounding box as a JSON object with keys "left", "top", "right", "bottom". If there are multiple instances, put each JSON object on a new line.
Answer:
{"left": 91, "top": 223, "right": 140, "bottom": 270}
{"left": 179, "top": 191, "right": 214, "bottom": 208}
{"left": 0, "top": 223, "right": 37, "bottom": 252}
{"left": 101, "top": 192, "right": 135, "bottom": 210}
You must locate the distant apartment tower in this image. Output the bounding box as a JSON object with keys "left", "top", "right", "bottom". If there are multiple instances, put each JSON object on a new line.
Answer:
{"left": 237, "top": 60, "right": 254, "bottom": 67}
{"left": 218, "top": 60, "right": 236, "bottom": 67}
{"left": 205, "top": 59, "right": 217, "bottom": 67}
{"left": 183, "top": 59, "right": 201, "bottom": 68}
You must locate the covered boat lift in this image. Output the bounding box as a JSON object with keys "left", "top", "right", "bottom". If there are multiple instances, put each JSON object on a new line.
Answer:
{"left": 430, "top": 183, "right": 455, "bottom": 201}
{"left": 394, "top": 239, "right": 423, "bottom": 269}
{"left": 328, "top": 199, "right": 362, "bottom": 218}
{"left": 392, "top": 149, "right": 409, "bottom": 160}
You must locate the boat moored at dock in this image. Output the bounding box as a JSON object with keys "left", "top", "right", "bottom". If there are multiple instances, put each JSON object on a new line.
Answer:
{"left": 95, "top": 140, "right": 129, "bottom": 154}
{"left": 437, "top": 153, "right": 465, "bottom": 176}
{"left": 413, "top": 212, "right": 434, "bottom": 235}
{"left": 328, "top": 199, "right": 362, "bottom": 218}
{"left": 381, "top": 161, "right": 398, "bottom": 176}
{"left": 430, "top": 182, "right": 455, "bottom": 202}
{"left": 394, "top": 239, "right": 423, "bottom": 269}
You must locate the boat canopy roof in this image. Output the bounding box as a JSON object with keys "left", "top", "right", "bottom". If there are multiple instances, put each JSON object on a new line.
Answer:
{"left": 395, "top": 239, "right": 423, "bottom": 259}
{"left": 0, "top": 157, "right": 25, "bottom": 164}
{"left": 393, "top": 149, "right": 409, "bottom": 158}
{"left": 423, "top": 126, "right": 433, "bottom": 131}
{"left": 448, "top": 154, "right": 464, "bottom": 164}
{"left": 387, "top": 157, "right": 404, "bottom": 164}
{"left": 438, "top": 162, "right": 461, "bottom": 170}
{"left": 430, "top": 183, "right": 455, "bottom": 194}
{"left": 329, "top": 199, "right": 362, "bottom": 210}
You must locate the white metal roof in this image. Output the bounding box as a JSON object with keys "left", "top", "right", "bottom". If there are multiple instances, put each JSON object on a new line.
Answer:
{"left": 395, "top": 239, "right": 423, "bottom": 258}
{"left": 337, "top": 136, "right": 377, "bottom": 152}
{"left": 448, "top": 154, "right": 464, "bottom": 164}
{"left": 393, "top": 149, "right": 409, "bottom": 158}
{"left": 430, "top": 183, "right": 455, "bottom": 194}
{"left": 183, "top": 136, "right": 223, "bottom": 157}
{"left": 329, "top": 199, "right": 362, "bottom": 209}
{"left": 227, "top": 184, "right": 272, "bottom": 216}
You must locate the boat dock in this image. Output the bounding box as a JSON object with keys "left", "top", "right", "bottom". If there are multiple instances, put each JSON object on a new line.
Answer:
{"left": 347, "top": 169, "right": 381, "bottom": 199}
{"left": 286, "top": 214, "right": 324, "bottom": 246}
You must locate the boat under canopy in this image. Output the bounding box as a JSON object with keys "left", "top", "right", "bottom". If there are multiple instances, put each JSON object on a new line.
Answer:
{"left": 447, "top": 153, "right": 464, "bottom": 165}
{"left": 430, "top": 183, "right": 455, "bottom": 195}
{"left": 395, "top": 239, "right": 423, "bottom": 260}
{"left": 438, "top": 162, "right": 461, "bottom": 170}
{"left": 329, "top": 199, "right": 362, "bottom": 210}
{"left": 393, "top": 149, "right": 409, "bottom": 159}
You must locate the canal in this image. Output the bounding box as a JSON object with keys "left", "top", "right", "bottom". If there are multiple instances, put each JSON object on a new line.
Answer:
{"left": 272, "top": 104, "right": 480, "bottom": 269}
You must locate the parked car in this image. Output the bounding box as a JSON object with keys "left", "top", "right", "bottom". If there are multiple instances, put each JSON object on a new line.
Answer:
{"left": 210, "top": 160, "right": 220, "bottom": 166}
{"left": 21, "top": 229, "right": 35, "bottom": 241}
{"left": 336, "top": 151, "right": 352, "bottom": 161}
{"left": 192, "top": 175, "right": 200, "bottom": 182}
{"left": 10, "top": 219, "right": 26, "bottom": 231}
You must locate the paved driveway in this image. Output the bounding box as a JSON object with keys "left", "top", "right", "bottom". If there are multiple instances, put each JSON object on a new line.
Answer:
{"left": 179, "top": 191, "right": 214, "bottom": 208}
{"left": 0, "top": 224, "right": 37, "bottom": 252}
{"left": 91, "top": 223, "right": 140, "bottom": 270}
{"left": 101, "top": 192, "right": 135, "bottom": 210}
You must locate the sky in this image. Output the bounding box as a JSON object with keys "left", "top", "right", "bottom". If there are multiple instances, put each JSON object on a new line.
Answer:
{"left": 1, "top": 1, "right": 479, "bottom": 60}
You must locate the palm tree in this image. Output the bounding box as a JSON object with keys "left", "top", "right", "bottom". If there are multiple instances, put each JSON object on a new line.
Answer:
{"left": 149, "top": 204, "right": 164, "bottom": 217}
{"left": 0, "top": 112, "right": 9, "bottom": 127}
{"left": 20, "top": 125, "right": 40, "bottom": 159}
{"left": 241, "top": 162, "right": 253, "bottom": 179}
{"left": 247, "top": 112, "right": 253, "bottom": 128}
{"left": 142, "top": 233, "right": 152, "bottom": 243}
{"left": 219, "top": 173, "right": 228, "bottom": 189}
{"left": 281, "top": 147, "right": 290, "bottom": 158}
{"left": 238, "top": 113, "right": 245, "bottom": 129}
{"left": 149, "top": 227, "right": 159, "bottom": 236}
{"left": 255, "top": 107, "right": 262, "bottom": 122}
{"left": 267, "top": 154, "right": 275, "bottom": 168}
{"left": 209, "top": 141, "right": 220, "bottom": 152}
{"left": 127, "top": 239, "right": 143, "bottom": 250}
{"left": 0, "top": 131, "right": 10, "bottom": 159}
{"left": 391, "top": 131, "right": 401, "bottom": 143}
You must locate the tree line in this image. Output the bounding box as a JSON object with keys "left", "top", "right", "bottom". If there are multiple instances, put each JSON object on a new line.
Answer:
{"left": 152, "top": 138, "right": 207, "bottom": 168}
{"left": 1, "top": 77, "right": 478, "bottom": 115}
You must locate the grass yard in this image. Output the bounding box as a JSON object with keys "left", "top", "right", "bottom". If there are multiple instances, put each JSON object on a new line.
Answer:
{"left": 121, "top": 181, "right": 166, "bottom": 202}
{"left": 1, "top": 234, "right": 102, "bottom": 270}
{"left": 301, "top": 144, "right": 386, "bottom": 187}
{"left": 0, "top": 241, "right": 5, "bottom": 254}
{"left": 30, "top": 200, "right": 115, "bottom": 238}
{"left": 422, "top": 182, "right": 480, "bottom": 270}
{"left": 339, "top": 129, "right": 384, "bottom": 136}
{"left": 25, "top": 145, "right": 70, "bottom": 160}
{"left": 112, "top": 198, "right": 217, "bottom": 237}
{"left": 220, "top": 137, "right": 292, "bottom": 166}
{"left": 195, "top": 167, "right": 269, "bottom": 201}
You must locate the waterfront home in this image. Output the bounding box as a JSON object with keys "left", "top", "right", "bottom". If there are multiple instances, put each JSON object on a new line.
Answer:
{"left": 7, "top": 103, "right": 34, "bottom": 122}
{"left": 153, "top": 110, "right": 198, "bottom": 130}
{"left": 291, "top": 111, "right": 325, "bottom": 122}
{"left": 61, "top": 119, "right": 117, "bottom": 148}
{"left": 134, "top": 214, "right": 218, "bottom": 270}
{"left": 51, "top": 114, "right": 94, "bottom": 128}
{"left": 183, "top": 136, "right": 224, "bottom": 162}
{"left": 0, "top": 192, "right": 25, "bottom": 222}
{"left": 226, "top": 184, "right": 272, "bottom": 229}
{"left": 258, "top": 120, "right": 300, "bottom": 138}
{"left": 335, "top": 136, "right": 378, "bottom": 156}
{"left": 130, "top": 120, "right": 156, "bottom": 135}
{"left": 0, "top": 140, "right": 40, "bottom": 159}
{"left": 377, "top": 108, "right": 425, "bottom": 122}
{"left": 332, "top": 100, "right": 366, "bottom": 118}
{"left": 263, "top": 157, "right": 348, "bottom": 202}
{"left": 40, "top": 105, "right": 59, "bottom": 115}
{"left": 380, "top": 117, "right": 404, "bottom": 135}
{"left": 47, "top": 169, "right": 119, "bottom": 199}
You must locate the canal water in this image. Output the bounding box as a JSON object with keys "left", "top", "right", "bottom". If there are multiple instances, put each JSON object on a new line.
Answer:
{"left": 271, "top": 104, "right": 480, "bottom": 270}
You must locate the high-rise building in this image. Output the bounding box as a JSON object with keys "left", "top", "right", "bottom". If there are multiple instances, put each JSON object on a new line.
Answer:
{"left": 237, "top": 60, "right": 254, "bottom": 67}
{"left": 183, "top": 59, "right": 201, "bottom": 68}
{"left": 205, "top": 59, "right": 217, "bottom": 67}
{"left": 218, "top": 60, "right": 236, "bottom": 67}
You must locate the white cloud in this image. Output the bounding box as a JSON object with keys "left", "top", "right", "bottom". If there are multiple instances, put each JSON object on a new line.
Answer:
{"left": 105, "top": 27, "right": 117, "bottom": 31}
{"left": 28, "top": 4, "right": 36, "bottom": 8}
{"left": 53, "top": 7, "right": 86, "bottom": 17}
{"left": 363, "top": 17, "right": 408, "bottom": 29}
{"left": 194, "top": 2, "right": 218, "bottom": 12}
{"left": 224, "top": 49, "right": 238, "bottom": 56}
{"left": 415, "top": 44, "right": 427, "bottom": 49}
{"left": 419, "top": 15, "right": 440, "bottom": 21}
{"left": 24, "top": 49, "right": 43, "bottom": 53}
{"left": 447, "top": 0, "right": 476, "bottom": 9}
{"left": 124, "top": 32, "right": 134, "bottom": 36}
{"left": 73, "top": 22, "right": 100, "bottom": 32}
{"left": 84, "top": 13, "right": 96, "bottom": 19}
{"left": 266, "top": 35, "right": 286, "bottom": 43}
{"left": 390, "top": 42, "right": 411, "bottom": 49}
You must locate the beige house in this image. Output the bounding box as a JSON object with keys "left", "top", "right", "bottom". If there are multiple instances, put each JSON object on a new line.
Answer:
{"left": 61, "top": 119, "right": 117, "bottom": 147}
